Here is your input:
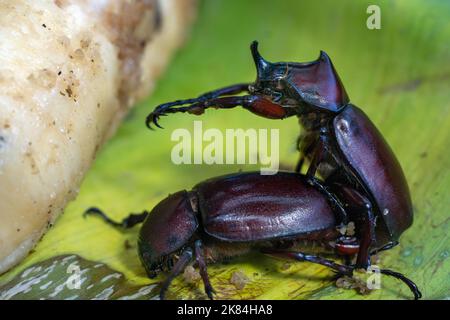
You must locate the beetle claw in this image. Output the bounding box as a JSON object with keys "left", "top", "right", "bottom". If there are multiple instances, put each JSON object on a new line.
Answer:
{"left": 145, "top": 114, "right": 155, "bottom": 130}
{"left": 146, "top": 112, "right": 165, "bottom": 130}
{"left": 153, "top": 116, "right": 164, "bottom": 129}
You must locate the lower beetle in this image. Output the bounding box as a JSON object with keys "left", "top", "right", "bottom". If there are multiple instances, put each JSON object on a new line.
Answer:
{"left": 85, "top": 171, "right": 421, "bottom": 299}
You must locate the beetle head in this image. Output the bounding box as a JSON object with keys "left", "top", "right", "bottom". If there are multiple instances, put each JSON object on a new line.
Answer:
{"left": 250, "top": 41, "right": 349, "bottom": 113}
{"left": 137, "top": 191, "right": 198, "bottom": 277}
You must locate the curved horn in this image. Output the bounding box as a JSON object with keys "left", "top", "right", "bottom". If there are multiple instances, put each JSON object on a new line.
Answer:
{"left": 250, "top": 41, "right": 269, "bottom": 76}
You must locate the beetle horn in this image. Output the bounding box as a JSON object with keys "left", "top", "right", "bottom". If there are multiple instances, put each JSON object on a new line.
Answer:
{"left": 251, "top": 41, "right": 270, "bottom": 76}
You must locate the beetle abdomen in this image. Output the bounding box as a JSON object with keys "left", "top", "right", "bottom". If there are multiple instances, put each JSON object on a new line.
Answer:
{"left": 333, "top": 105, "right": 413, "bottom": 239}
{"left": 193, "top": 172, "right": 337, "bottom": 242}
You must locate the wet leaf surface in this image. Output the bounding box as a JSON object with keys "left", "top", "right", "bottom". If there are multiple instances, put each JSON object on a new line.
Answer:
{"left": 0, "top": 255, "right": 159, "bottom": 300}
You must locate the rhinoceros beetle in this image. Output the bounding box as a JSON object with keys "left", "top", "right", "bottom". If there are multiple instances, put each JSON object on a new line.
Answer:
{"left": 85, "top": 171, "right": 420, "bottom": 300}
{"left": 145, "top": 41, "right": 417, "bottom": 287}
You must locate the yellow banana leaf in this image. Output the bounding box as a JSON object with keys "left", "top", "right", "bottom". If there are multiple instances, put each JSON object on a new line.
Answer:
{"left": 0, "top": 0, "right": 449, "bottom": 300}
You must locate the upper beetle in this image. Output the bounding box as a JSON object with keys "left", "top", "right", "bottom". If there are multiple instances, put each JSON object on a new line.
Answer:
{"left": 146, "top": 41, "right": 414, "bottom": 271}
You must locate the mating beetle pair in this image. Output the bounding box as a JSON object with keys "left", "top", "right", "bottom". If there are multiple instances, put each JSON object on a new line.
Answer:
{"left": 86, "top": 41, "right": 421, "bottom": 299}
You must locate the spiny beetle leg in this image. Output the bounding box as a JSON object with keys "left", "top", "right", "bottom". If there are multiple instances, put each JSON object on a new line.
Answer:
{"left": 146, "top": 96, "right": 250, "bottom": 129}
{"left": 83, "top": 207, "right": 149, "bottom": 229}
{"left": 159, "top": 248, "right": 193, "bottom": 300}
{"left": 262, "top": 248, "right": 421, "bottom": 300}
{"left": 194, "top": 240, "right": 216, "bottom": 300}
{"left": 146, "top": 94, "right": 290, "bottom": 129}
{"left": 262, "top": 248, "right": 353, "bottom": 275}
{"left": 146, "top": 83, "right": 250, "bottom": 129}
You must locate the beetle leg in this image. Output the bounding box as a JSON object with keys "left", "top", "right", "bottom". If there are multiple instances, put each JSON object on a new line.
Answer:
{"left": 83, "top": 207, "right": 149, "bottom": 229}
{"left": 294, "top": 133, "right": 305, "bottom": 173}
{"left": 295, "top": 132, "right": 317, "bottom": 173}
{"left": 159, "top": 248, "right": 193, "bottom": 300}
{"left": 194, "top": 240, "right": 216, "bottom": 300}
{"left": 379, "top": 269, "right": 422, "bottom": 300}
{"left": 147, "top": 95, "right": 292, "bottom": 129}
{"left": 370, "top": 241, "right": 399, "bottom": 255}
{"left": 263, "top": 248, "right": 422, "bottom": 300}
{"left": 353, "top": 203, "right": 376, "bottom": 269}
{"left": 196, "top": 83, "right": 251, "bottom": 100}
{"left": 305, "top": 134, "right": 327, "bottom": 178}
{"left": 327, "top": 184, "right": 376, "bottom": 269}
{"left": 261, "top": 248, "right": 353, "bottom": 275}
{"left": 294, "top": 157, "right": 305, "bottom": 173}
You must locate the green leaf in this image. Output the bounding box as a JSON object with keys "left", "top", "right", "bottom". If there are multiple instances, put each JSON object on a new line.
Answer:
{"left": 1, "top": 0, "right": 449, "bottom": 300}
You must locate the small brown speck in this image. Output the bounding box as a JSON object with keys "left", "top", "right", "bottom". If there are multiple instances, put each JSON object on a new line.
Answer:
{"left": 57, "top": 71, "right": 62, "bottom": 76}
{"left": 80, "top": 38, "right": 91, "bottom": 49}
{"left": 59, "top": 91, "right": 66, "bottom": 96}
{"left": 17, "top": 228, "right": 21, "bottom": 232}
{"left": 42, "top": 23, "right": 46, "bottom": 28}
{"left": 65, "top": 86, "right": 72, "bottom": 97}
{"left": 97, "top": 103, "right": 100, "bottom": 108}
{"left": 124, "top": 240, "right": 133, "bottom": 250}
